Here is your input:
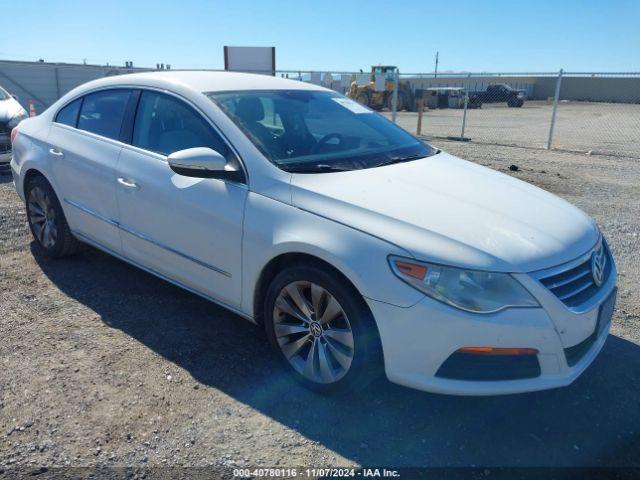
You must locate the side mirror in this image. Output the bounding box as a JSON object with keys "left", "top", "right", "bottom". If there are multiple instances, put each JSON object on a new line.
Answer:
{"left": 167, "top": 147, "right": 243, "bottom": 181}
{"left": 11, "top": 94, "right": 19, "bottom": 101}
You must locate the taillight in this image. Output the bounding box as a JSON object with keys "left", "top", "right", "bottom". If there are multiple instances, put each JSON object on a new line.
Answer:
{"left": 10, "top": 127, "right": 18, "bottom": 144}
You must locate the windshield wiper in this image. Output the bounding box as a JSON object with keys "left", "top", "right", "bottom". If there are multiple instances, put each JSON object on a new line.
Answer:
{"left": 371, "top": 149, "right": 441, "bottom": 168}
{"left": 370, "top": 154, "right": 427, "bottom": 169}
{"left": 283, "top": 163, "right": 353, "bottom": 173}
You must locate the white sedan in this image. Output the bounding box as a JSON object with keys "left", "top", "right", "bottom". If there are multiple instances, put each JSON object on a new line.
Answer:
{"left": 10, "top": 71, "right": 617, "bottom": 395}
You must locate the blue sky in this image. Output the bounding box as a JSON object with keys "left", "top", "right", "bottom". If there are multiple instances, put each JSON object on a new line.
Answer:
{"left": 3, "top": 0, "right": 639, "bottom": 72}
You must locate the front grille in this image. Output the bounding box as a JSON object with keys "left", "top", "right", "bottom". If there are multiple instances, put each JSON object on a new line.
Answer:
{"left": 0, "top": 120, "right": 10, "bottom": 154}
{"left": 538, "top": 241, "right": 611, "bottom": 308}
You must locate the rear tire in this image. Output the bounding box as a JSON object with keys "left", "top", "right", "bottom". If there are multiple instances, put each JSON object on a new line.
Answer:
{"left": 26, "top": 176, "right": 80, "bottom": 258}
{"left": 386, "top": 91, "right": 407, "bottom": 111}
{"left": 264, "top": 263, "right": 383, "bottom": 394}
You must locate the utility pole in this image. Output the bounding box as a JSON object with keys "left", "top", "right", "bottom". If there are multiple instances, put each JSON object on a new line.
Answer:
{"left": 434, "top": 51, "right": 439, "bottom": 78}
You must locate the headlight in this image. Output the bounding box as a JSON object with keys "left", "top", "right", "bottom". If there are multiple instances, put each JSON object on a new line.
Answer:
{"left": 389, "top": 255, "right": 539, "bottom": 314}
{"left": 7, "top": 112, "right": 27, "bottom": 129}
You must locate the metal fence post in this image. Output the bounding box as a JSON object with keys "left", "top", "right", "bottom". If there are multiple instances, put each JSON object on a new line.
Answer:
{"left": 391, "top": 68, "right": 399, "bottom": 123}
{"left": 416, "top": 97, "right": 424, "bottom": 136}
{"left": 547, "top": 68, "right": 563, "bottom": 149}
{"left": 460, "top": 73, "right": 471, "bottom": 140}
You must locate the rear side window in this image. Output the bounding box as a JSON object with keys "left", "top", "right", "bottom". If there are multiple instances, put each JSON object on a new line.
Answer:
{"left": 132, "top": 91, "right": 231, "bottom": 158}
{"left": 55, "top": 98, "right": 82, "bottom": 127}
{"left": 77, "top": 89, "right": 131, "bottom": 140}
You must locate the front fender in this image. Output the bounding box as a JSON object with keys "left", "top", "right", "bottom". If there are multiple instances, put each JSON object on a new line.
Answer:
{"left": 241, "top": 192, "right": 425, "bottom": 317}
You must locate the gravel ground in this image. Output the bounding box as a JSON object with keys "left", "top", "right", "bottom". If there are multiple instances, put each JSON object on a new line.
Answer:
{"left": 1, "top": 142, "right": 639, "bottom": 474}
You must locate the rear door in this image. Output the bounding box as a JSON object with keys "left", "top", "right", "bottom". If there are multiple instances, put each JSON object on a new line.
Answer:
{"left": 115, "top": 90, "right": 247, "bottom": 307}
{"left": 47, "top": 89, "right": 132, "bottom": 252}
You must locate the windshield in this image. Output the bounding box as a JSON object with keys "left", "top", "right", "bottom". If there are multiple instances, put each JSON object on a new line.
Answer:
{"left": 0, "top": 87, "right": 9, "bottom": 101}
{"left": 208, "top": 90, "right": 436, "bottom": 173}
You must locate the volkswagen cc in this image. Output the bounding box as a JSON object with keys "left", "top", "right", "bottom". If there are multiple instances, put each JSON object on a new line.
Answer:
{"left": 10, "top": 72, "right": 617, "bottom": 394}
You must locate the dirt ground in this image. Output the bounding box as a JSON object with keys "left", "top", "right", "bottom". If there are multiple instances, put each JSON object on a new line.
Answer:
{"left": 1, "top": 141, "right": 639, "bottom": 475}
{"left": 383, "top": 101, "right": 640, "bottom": 159}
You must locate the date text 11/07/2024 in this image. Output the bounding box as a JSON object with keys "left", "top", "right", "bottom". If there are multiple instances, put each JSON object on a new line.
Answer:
{"left": 233, "top": 468, "right": 400, "bottom": 478}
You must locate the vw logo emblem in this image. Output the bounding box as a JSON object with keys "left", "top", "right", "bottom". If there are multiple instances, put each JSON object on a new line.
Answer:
{"left": 591, "top": 245, "right": 605, "bottom": 287}
{"left": 309, "top": 322, "right": 323, "bottom": 338}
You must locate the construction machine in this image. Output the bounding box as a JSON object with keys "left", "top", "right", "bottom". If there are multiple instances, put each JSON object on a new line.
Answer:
{"left": 347, "top": 65, "right": 415, "bottom": 111}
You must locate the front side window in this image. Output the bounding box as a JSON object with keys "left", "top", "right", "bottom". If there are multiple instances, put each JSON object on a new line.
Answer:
{"left": 132, "top": 91, "right": 232, "bottom": 158}
{"left": 0, "top": 87, "right": 9, "bottom": 101}
{"left": 55, "top": 98, "right": 82, "bottom": 127}
{"left": 208, "top": 90, "right": 436, "bottom": 173}
{"left": 77, "top": 89, "right": 131, "bottom": 140}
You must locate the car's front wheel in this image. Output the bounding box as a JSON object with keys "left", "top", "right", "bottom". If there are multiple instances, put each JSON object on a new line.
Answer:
{"left": 264, "top": 264, "right": 382, "bottom": 393}
{"left": 26, "top": 175, "right": 80, "bottom": 257}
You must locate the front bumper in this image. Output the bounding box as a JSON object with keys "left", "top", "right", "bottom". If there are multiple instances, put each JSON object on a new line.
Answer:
{"left": 368, "top": 253, "right": 617, "bottom": 396}
{"left": 0, "top": 132, "right": 11, "bottom": 163}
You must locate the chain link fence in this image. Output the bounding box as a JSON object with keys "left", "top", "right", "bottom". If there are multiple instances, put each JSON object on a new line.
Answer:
{"left": 396, "top": 73, "right": 553, "bottom": 150}
{"left": 276, "top": 69, "right": 640, "bottom": 159}
{"left": 1, "top": 60, "right": 638, "bottom": 159}
{"left": 551, "top": 72, "right": 640, "bottom": 157}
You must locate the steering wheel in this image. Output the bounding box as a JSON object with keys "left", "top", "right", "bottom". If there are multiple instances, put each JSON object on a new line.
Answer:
{"left": 312, "top": 133, "right": 343, "bottom": 153}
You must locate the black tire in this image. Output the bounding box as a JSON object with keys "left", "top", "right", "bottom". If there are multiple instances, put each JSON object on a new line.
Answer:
{"left": 25, "top": 175, "right": 80, "bottom": 258}
{"left": 264, "top": 263, "right": 383, "bottom": 394}
{"left": 386, "top": 91, "right": 407, "bottom": 111}
{"left": 354, "top": 92, "right": 370, "bottom": 107}
{"left": 397, "top": 91, "right": 408, "bottom": 111}
{"left": 508, "top": 98, "right": 524, "bottom": 108}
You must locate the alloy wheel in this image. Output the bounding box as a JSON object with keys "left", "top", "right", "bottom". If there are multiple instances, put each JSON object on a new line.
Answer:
{"left": 28, "top": 186, "right": 58, "bottom": 249}
{"left": 273, "top": 281, "right": 354, "bottom": 384}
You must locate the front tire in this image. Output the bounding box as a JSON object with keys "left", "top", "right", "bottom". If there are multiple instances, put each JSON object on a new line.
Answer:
{"left": 26, "top": 176, "right": 80, "bottom": 258}
{"left": 264, "top": 264, "right": 382, "bottom": 394}
{"left": 355, "top": 91, "right": 370, "bottom": 107}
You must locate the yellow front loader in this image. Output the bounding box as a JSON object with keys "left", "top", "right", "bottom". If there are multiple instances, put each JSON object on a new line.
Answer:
{"left": 348, "top": 66, "right": 415, "bottom": 111}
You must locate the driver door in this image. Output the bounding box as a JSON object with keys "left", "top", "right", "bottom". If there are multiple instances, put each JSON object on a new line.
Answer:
{"left": 115, "top": 90, "right": 247, "bottom": 307}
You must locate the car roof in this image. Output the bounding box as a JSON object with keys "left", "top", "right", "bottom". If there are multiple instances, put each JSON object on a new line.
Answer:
{"left": 75, "top": 70, "right": 328, "bottom": 95}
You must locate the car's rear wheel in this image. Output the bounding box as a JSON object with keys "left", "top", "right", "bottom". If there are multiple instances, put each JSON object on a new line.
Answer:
{"left": 26, "top": 176, "right": 80, "bottom": 257}
{"left": 264, "top": 264, "right": 382, "bottom": 393}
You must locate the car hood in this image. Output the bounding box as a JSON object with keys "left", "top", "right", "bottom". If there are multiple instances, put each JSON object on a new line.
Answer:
{"left": 0, "top": 98, "right": 25, "bottom": 121}
{"left": 289, "top": 151, "right": 598, "bottom": 273}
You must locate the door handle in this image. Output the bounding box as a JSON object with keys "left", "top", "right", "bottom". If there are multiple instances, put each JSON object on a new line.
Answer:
{"left": 49, "top": 148, "right": 64, "bottom": 158}
{"left": 117, "top": 177, "right": 140, "bottom": 190}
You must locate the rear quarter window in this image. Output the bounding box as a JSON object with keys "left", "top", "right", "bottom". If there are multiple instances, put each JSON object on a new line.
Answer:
{"left": 55, "top": 98, "right": 82, "bottom": 127}
{"left": 77, "top": 89, "right": 131, "bottom": 140}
